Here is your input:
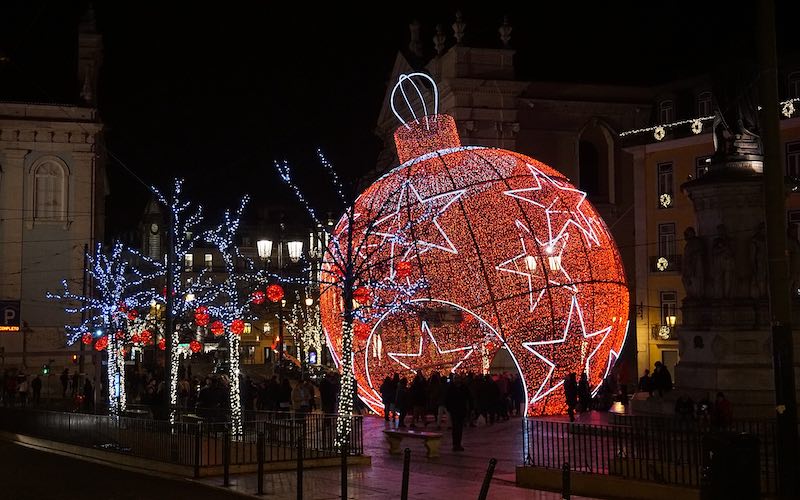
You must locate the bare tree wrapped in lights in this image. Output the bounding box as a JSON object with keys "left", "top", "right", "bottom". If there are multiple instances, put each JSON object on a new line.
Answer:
{"left": 202, "top": 195, "right": 257, "bottom": 437}
{"left": 275, "top": 151, "right": 433, "bottom": 452}
{"left": 152, "top": 178, "right": 211, "bottom": 422}
{"left": 280, "top": 297, "right": 324, "bottom": 365}
{"left": 48, "top": 242, "right": 159, "bottom": 417}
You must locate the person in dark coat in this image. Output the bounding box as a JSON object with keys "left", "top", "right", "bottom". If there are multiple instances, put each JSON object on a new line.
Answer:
{"left": 83, "top": 378, "right": 94, "bottom": 412}
{"left": 638, "top": 369, "right": 652, "bottom": 395}
{"left": 578, "top": 372, "right": 591, "bottom": 413}
{"left": 379, "top": 376, "right": 396, "bottom": 421}
{"left": 564, "top": 373, "right": 578, "bottom": 422}
{"left": 395, "top": 378, "right": 408, "bottom": 427}
{"left": 445, "top": 375, "right": 468, "bottom": 451}
{"left": 653, "top": 361, "right": 673, "bottom": 397}
{"left": 511, "top": 374, "right": 525, "bottom": 417}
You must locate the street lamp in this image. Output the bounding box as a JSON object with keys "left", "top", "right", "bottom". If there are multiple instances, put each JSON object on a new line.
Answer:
{"left": 666, "top": 315, "right": 677, "bottom": 328}
{"left": 257, "top": 239, "right": 273, "bottom": 268}
{"left": 287, "top": 241, "right": 303, "bottom": 263}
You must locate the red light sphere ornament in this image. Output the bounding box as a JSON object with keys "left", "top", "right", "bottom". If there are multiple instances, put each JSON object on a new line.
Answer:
{"left": 395, "top": 260, "right": 412, "bottom": 279}
{"left": 94, "top": 336, "right": 108, "bottom": 351}
{"left": 189, "top": 340, "right": 202, "bottom": 353}
{"left": 114, "top": 330, "right": 125, "bottom": 341}
{"left": 140, "top": 329, "right": 153, "bottom": 345}
{"left": 320, "top": 73, "right": 629, "bottom": 417}
{"left": 126, "top": 309, "right": 138, "bottom": 321}
{"left": 194, "top": 306, "right": 210, "bottom": 326}
{"left": 131, "top": 333, "right": 141, "bottom": 344}
{"left": 266, "top": 284, "right": 285, "bottom": 303}
{"left": 352, "top": 287, "right": 371, "bottom": 306}
{"left": 81, "top": 333, "right": 92, "bottom": 345}
{"left": 251, "top": 290, "right": 266, "bottom": 305}
{"left": 210, "top": 320, "right": 224, "bottom": 337}
{"left": 231, "top": 319, "right": 245, "bottom": 335}
{"left": 158, "top": 338, "right": 166, "bottom": 351}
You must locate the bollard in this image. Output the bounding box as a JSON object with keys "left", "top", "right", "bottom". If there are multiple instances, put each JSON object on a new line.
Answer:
{"left": 297, "top": 418, "right": 304, "bottom": 500}
{"left": 562, "top": 462, "right": 570, "bottom": 500}
{"left": 223, "top": 428, "right": 231, "bottom": 487}
{"left": 341, "top": 434, "right": 348, "bottom": 500}
{"left": 257, "top": 431, "right": 265, "bottom": 495}
{"left": 477, "top": 458, "right": 497, "bottom": 500}
{"left": 193, "top": 423, "right": 201, "bottom": 479}
{"left": 401, "top": 448, "right": 411, "bottom": 500}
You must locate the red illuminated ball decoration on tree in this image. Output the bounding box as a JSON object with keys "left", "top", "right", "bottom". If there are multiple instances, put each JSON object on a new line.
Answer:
{"left": 320, "top": 73, "right": 629, "bottom": 417}
{"left": 352, "top": 287, "right": 371, "bottom": 306}
{"left": 131, "top": 333, "right": 141, "bottom": 344}
{"left": 158, "top": 338, "right": 166, "bottom": 351}
{"left": 210, "top": 320, "right": 224, "bottom": 337}
{"left": 231, "top": 319, "right": 245, "bottom": 335}
{"left": 140, "top": 330, "right": 152, "bottom": 345}
{"left": 126, "top": 309, "right": 138, "bottom": 321}
{"left": 251, "top": 290, "right": 266, "bottom": 305}
{"left": 395, "top": 260, "right": 412, "bottom": 279}
{"left": 115, "top": 330, "right": 125, "bottom": 340}
{"left": 189, "top": 340, "right": 202, "bottom": 353}
{"left": 81, "top": 333, "right": 93, "bottom": 345}
{"left": 94, "top": 336, "right": 108, "bottom": 351}
{"left": 266, "top": 284, "right": 285, "bottom": 303}
{"left": 194, "top": 306, "right": 210, "bottom": 326}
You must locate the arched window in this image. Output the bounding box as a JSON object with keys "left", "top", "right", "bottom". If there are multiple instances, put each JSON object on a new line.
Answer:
{"left": 697, "top": 91, "right": 713, "bottom": 116}
{"left": 659, "top": 100, "right": 674, "bottom": 123}
{"left": 33, "top": 160, "right": 67, "bottom": 220}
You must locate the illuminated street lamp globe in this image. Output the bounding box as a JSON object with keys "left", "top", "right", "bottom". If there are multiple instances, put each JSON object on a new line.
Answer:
{"left": 320, "top": 73, "right": 630, "bottom": 416}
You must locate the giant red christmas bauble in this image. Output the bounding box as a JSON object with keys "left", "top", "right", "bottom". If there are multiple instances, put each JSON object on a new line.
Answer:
{"left": 320, "top": 74, "right": 629, "bottom": 416}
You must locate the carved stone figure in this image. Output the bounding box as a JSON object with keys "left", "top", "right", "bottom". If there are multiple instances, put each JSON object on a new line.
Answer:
{"left": 682, "top": 226, "right": 705, "bottom": 298}
{"left": 710, "top": 224, "right": 735, "bottom": 298}
{"left": 750, "top": 222, "right": 767, "bottom": 298}
{"left": 452, "top": 11, "right": 466, "bottom": 45}
{"left": 433, "top": 24, "right": 446, "bottom": 55}
{"left": 498, "top": 16, "right": 512, "bottom": 47}
{"left": 711, "top": 63, "right": 763, "bottom": 162}
{"left": 408, "top": 20, "right": 423, "bottom": 57}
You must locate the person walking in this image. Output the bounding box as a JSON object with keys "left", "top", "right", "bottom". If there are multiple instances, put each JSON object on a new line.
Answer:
{"left": 653, "top": 361, "right": 673, "bottom": 397}
{"left": 60, "top": 369, "right": 69, "bottom": 398}
{"left": 83, "top": 378, "right": 94, "bottom": 412}
{"left": 395, "top": 378, "right": 408, "bottom": 428}
{"left": 17, "top": 374, "right": 29, "bottom": 407}
{"left": 638, "top": 369, "right": 652, "bottom": 395}
{"left": 380, "top": 376, "right": 395, "bottom": 421}
{"left": 31, "top": 374, "right": 42, "bottom": 406}
{"left": 445, "top": 375, "right": 468, "bottom": 451}
{"left": 564, "top": 373, "right": 578, "bottom": 422}
{"left": 578, "top": 372, "right": 591, "bottom": 414}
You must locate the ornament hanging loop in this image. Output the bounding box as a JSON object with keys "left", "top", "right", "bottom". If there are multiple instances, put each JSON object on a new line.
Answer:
{"left": 390, "top": 72, "right": 439, "bottom": 130}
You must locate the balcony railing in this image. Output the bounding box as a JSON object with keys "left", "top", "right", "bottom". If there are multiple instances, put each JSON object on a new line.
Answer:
{"left": 650, "top": 254, "right": 682, "bottom": 273}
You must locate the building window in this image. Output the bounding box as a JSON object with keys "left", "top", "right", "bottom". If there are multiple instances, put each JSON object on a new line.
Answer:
{"left": 697, "top": 92, "right": 713, "bottom": 116}
{"left": 204, "top": 254, "right": 213, "bottom": 270}
{"left": 657, "top": 162, "right": 674, "bottom": 208}
{"left": 184, "top": 253, "right": 193, "bottom": 271}
{"left": 244, "top": 322, "right": 252, "bottom": 334}
{"left": 660, "top": 291, "right": 678, "bottom": 325}
{"left": 789, "top": 72, "right": 800, "bottom": 99}
{"left": 789, "top": 211, "right": 800, "bottom": 242}
{"left": 659, "top": 100, "right": 674, "bottom": 123}
{"left": 695, "top": 156, "right": 711, "bottom": 179}
{"left": 33, "top": 160, "right": 67, "bottom": 220}
{"left": 787, "top": 141, "right": 800, "bottom": 178}
{"left": 658, "top": 223, "right": 676, "bottom": 258}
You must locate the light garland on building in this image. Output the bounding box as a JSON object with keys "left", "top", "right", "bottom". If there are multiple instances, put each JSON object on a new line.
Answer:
{"left": 620, "top": 97, "right": 800, "bottom": 139}
{"left": 319, "top": 73, "right": 629, "bottom": 417}
{"left": 48, "top": 242, "right": 159, "bottom": 417}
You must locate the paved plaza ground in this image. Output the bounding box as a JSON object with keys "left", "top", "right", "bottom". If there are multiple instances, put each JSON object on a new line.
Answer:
{"left": 197, "top": 412, "right": 603, "bottom": 499}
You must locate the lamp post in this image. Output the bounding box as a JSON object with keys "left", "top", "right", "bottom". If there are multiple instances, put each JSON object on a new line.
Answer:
{"left": 256, "top": 239, "right": 273, "bottom": 270}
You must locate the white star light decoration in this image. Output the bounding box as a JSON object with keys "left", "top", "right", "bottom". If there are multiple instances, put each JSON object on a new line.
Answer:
{"left": 522, "top": 295, "right": 611, "bottom": 403}
{"left": 504, "top": 163, "right": 600, "bottom": 248}
{"left": 387, "top": 320, "right": 476, "bottom": 373}
{"left": 495, "top": 221, "right": 576, "bottom": 312}
{"left": 370, "top": 181, "right": 464, "bottom": 279}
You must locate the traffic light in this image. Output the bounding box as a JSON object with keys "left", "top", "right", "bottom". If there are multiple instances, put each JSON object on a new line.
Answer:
{"left": 72, "top": 354, "right": 78, "bottom": 365}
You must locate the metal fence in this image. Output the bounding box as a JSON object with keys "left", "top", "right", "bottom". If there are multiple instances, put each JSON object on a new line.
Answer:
{"left": 0, "top": 407, "right": 363, "bottom": 471}
{"left": 522, "top": 416, "right": 777, "bottom": 494}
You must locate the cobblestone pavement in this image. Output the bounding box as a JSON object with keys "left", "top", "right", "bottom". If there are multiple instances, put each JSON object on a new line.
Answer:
{"left": 197, "top": 413, "right": 604, "bottom": 499}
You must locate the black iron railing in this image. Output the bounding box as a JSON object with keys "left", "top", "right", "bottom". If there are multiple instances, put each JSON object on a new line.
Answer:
{"left": 0, "top": 407, "right": 363, "bottom": 469}
{"left": 522, "top": 416, "right": 777, "bottom": 494}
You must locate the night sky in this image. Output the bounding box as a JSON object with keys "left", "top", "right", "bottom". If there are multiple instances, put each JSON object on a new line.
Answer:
{"left": 1, "top": 1, "right": 798, "bottom": 236}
